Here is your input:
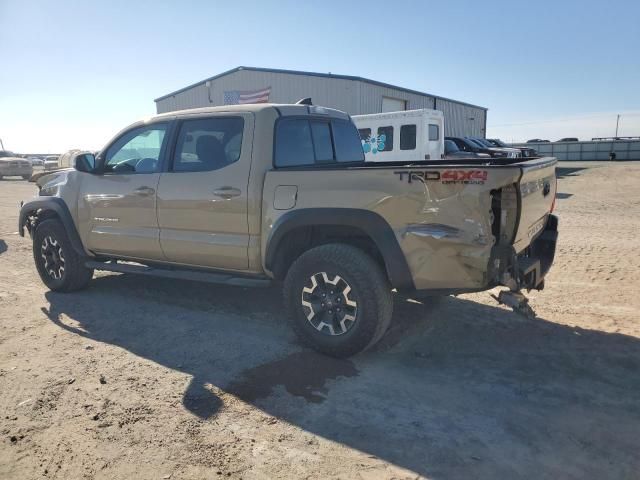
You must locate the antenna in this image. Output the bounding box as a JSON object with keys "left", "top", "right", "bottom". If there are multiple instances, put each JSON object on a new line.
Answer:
{"left": 295, "top": 98, "right": 313, "bottom": 105}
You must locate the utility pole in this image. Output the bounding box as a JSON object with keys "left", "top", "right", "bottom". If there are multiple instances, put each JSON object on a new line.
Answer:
{"left": 615, "top": 114, "right": 621, "bottom": 138}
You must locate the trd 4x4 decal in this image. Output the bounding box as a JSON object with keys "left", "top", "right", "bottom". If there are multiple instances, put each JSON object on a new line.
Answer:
{"left": 394, "top": 170, "right": 488, "bottom": 185}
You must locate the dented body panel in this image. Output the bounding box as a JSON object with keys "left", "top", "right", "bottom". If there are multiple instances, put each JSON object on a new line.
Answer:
{"left": 262, "top": 161, "right": 555, "bottom": 291}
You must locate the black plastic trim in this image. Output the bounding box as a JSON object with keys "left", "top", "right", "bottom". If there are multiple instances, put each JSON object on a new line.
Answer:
{"left": 265, "top": 208, "right": 414, "bottom": 291}
{"left": 18, "top": 197, "right": 87, "bottom": 257}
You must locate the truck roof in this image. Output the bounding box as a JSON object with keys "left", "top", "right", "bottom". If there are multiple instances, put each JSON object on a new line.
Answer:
{"left": 352, "top": 108, "right": 444, "bottom": 121}
{"left": 153, "top": 103, "right": 350, "bottom": 121}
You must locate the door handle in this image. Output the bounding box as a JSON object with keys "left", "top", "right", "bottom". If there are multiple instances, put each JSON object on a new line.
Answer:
{"left": 212, "top": 187, "right": 241, "bottom": 199}
{"left": 133, "top": 186, "right": 155, "bottom": 196}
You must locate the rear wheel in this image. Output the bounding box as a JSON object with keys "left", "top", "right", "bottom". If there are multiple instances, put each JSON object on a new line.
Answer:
{"left": 283, "top": 243, "right": 393, "bottom": 357}
{"left": 33, "top": 219, "right": 93, "bottom": 292}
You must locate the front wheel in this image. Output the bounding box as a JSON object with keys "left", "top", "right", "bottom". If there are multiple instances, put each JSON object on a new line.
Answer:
{"left": 33, "top": 219, "right": 93, "bottom": 292}
{"left": 283, "top": 244, "right": 393, "bottom": 357}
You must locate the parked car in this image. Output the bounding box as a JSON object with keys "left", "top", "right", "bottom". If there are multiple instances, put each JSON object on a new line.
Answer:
{"left": 20, "top": 102, "right": 558, "bottom": 357}
{"left": 446, "top": 137, "right": 519, "bottom": 159}
{"left": 0, "top": 150, "right": 33, "bottom": 180}
{"left": 527, "top": 139, "right": 550, "bottom": 143}
{"left": 444, "top": 139, "right": 491, "bottom": 160}
{"left": 469, "top": 137, "right": 522, "bottom": 158}
{"left": 557, "top": 137, "right": 578, "bottom": 142}
{"left": 43, "top": 155, "right": 60, "bottom": 171}
{"left": 487, "top": 138, "right": 537, "bottom": 158}
{"left": 28, "top": 157, "right": 44, "bottom": 166}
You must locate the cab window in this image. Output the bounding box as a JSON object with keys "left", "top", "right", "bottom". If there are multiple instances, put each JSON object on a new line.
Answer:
{"left": 400, "top": 124, "right": 417, "bottom": 150}
{"left": 428, "top": 124, "right": 440, "bottom": 141}
{"left": 172, "top": 117, "right": 244, "bottom": 172}
{"left": 104, "top": 124, "right": 168, "bottom": 174}
{"left": 377, "top": 126, "right": 393, "bottom": 152}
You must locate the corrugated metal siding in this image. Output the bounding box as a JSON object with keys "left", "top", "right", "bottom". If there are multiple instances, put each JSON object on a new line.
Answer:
{"left": 435, "top": 98, "right": 486, "bottom": 137}
{"left": 155, "top": 70, "right": 486, "bottom": 137}
{"left": 356, "top": 82, "right": 435, "bottom": 114}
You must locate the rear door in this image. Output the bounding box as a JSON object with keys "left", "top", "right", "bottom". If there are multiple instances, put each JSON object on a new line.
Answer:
{"left": 156, "top": 113, "right": 253, "bottom": 270}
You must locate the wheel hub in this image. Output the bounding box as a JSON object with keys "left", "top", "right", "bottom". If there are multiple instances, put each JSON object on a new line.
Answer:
{"left": 41, "top": 235, "right": 65, "bottom": 280}
{"left": 301, "top": 272, "right": 358, "bottom": 336}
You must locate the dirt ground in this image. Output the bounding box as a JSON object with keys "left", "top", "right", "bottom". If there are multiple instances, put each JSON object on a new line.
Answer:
{"left": 1, "top": 162, "right": 639, "bottom": 480}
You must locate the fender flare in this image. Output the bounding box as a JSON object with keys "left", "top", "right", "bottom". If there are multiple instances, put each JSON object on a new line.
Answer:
{"left": 19, "top": 197, "right": 87, "bottom": 258}
{"left": 265, "top": 208, "right": 414, "bottom": 291}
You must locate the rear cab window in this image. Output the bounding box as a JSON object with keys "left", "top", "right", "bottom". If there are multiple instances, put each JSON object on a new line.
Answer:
{"left": 275, "top": 118, "right": 364, "bottom": 167}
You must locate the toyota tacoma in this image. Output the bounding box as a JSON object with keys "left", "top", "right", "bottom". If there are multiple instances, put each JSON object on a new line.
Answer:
{"left": 19, "top": 102, "right": 558, "bottom": 357}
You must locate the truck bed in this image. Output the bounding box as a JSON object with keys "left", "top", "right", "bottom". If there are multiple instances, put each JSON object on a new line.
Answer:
{"left": 263, "top": 156, "right": 557, "bottom": 291}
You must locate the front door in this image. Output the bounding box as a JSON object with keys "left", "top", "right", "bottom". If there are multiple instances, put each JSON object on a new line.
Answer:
{"left": 156, "top": 114, "right": 252, "bottom": 270}
{"left": 79, "top": 122, "right": 169, "bottom": 260}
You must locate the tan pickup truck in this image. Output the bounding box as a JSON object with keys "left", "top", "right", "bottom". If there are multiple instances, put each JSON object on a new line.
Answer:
{"left": 19, "top": 102, "right": 558, "bottom": 357}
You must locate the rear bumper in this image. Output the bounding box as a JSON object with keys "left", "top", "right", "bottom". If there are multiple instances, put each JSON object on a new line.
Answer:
{"left": 516, "top": 214, "right": 558, "bottom": 289}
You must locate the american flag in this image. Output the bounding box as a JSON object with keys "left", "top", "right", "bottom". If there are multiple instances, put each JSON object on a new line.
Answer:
{"left": 223, "top": 86, "right": 271, "bottom": 105}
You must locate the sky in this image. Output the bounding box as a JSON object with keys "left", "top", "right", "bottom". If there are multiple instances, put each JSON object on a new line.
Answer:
{"left": 1, "top": 0, "right": 639, "bottom": 153}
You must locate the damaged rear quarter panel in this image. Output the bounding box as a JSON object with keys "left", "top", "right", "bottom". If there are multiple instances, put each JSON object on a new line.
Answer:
{"left": 263, "top": 166, "right": 521, "bottom": 290}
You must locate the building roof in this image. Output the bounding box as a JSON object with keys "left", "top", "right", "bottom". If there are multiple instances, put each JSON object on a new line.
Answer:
{"left": 154, "top": 66, "right": 487, "bottom": 111}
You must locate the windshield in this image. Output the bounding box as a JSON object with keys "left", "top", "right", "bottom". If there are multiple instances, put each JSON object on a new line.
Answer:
{"left": 491, "top": 139, "right": 507, "bottom": 147}
{"left": 472, "top": 138, "right": 492, "bottom": 147}
{"left": 444, "top": 140, "right": 459, "bottom": 153}
{"left": 466, "top": 139, "right": 486, "bottom": 148}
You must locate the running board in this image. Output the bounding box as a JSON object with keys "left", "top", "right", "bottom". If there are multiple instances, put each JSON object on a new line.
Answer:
{"left": 85, "top": 261, "right": 272, "bottom": 288}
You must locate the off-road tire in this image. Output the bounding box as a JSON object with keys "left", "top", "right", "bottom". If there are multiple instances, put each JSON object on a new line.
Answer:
{"left": 283, "top": 243, "right": 393, "bottom": 357}
{"left": 33, "top": 219, "right": 93, "bottom": 292}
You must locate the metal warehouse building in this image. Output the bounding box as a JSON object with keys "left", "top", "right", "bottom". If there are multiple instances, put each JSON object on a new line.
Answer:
{"left": 154, "top": 66, "right": 488, "bottom": 137}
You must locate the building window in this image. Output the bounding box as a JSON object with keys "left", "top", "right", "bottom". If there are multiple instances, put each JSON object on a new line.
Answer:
{"left": 377, "top": 126, "right": 393, "bottom": 152}
{"left": 400, "top": 124, "right": 417, "bottom": 150}
{"left": 428, "top": 124, "right": 440, "bottom": 141}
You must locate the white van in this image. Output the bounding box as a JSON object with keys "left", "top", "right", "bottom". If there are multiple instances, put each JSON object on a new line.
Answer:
{"left": 352, "top": 109, "right": 444, "bottom": 162}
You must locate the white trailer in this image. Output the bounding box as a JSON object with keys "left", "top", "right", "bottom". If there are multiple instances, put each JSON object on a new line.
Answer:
{"left": 352, "top": 109, "right": 444, "bottom": 162}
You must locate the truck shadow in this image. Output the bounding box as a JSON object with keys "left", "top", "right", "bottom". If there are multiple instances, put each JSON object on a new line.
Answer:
{"left": 42, "top": 274, "right": 640, "bottom": 478}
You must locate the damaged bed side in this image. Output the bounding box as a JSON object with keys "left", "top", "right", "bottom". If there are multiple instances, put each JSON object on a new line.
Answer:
{"left": 393, "top": 156, "right": 558, "bottom": 316}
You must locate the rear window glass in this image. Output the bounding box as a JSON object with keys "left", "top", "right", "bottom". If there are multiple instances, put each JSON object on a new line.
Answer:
{"left": 275, "top": 118, "right": 364, "bottom": 167}
{"left": 310, "top": 121, "right": 333, "bottom": 162}
{"left": 400, "top": 124, "right": 417, "bottom": 150}
{"left": 275, "top": 119, "right": 314, "bottom": 167}
{"left": 377, "top": 126, "right": 393, "bottom": 152}
{"left": 333, "top": 120, "right": 365, "bottom": 162}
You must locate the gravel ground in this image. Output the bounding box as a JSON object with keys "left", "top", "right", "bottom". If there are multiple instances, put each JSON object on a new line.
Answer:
{"left": 1, "top": 162, "right": 639, "bottom": 479}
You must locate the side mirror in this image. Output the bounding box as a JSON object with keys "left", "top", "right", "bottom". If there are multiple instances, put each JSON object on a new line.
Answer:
{"left": 74, "top": 153, "right": 96, "bottom": 173}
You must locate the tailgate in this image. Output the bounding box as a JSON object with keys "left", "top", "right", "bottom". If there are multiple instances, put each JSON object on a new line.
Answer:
{"left": 512, "top": 157, "right": 557, "bottom": 253}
